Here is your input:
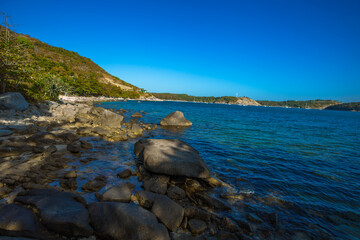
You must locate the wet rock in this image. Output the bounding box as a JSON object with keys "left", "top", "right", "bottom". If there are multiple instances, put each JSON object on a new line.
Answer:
{"left": 45, "top": 145, "right": 57, "bottom": 154}
{"left": 188, "top": 219, "right": 207, "bottom": 235}
{"left": 129, "top": 123, "right": 143, "bottom": 137}
{"left": 193, "top": 192, "right": 231, "bottom": 210}
{"left": 100, "top": 109, "right": 124, "bottom": 128}
{"left": 184, "top": 206, "right": 211, "bottom": 223}
{"left": 59, "top": 178, "right": 77, "bottom": 191}
{"left": 131, "top": 112, "right": 143, "bottom": 118}
{"left": 170, "top": 232, "right": 200, "bottom": 240}
{"left": 89, "top": 202, "right": 170, "bottom": 240}
{"left": 0, "top": 204, "right": 51, "bottom": 239}
{"left": 67, "top": 142, "right": 81, "bottom": 153}
{"left": 100, "top": 183, "right": 135, "bottom": 202}
{"left": 246, "top": 213, "right": 263, "bottom": 224}
{"left": 64, "top": 171, "right": 77, "bottom": 178}
{"left": 27, "top": 132, "right": 57, "bottom": 145}
{"left": 135, "top": 190, "right": 158, "bottom": 209}
{"left": 32, "top": 146, "right": 45, "bottom": 153}
{"left": 151, "top": 195, "right": 184, "bottom": 231}
{"left": 219, "top": 217, "right": 240, "bottom": 233}
{"left": 0, "top": 129, "right": 12, "bottom": 137}
{"left": 57, "top": 132, "right": 80, "bottom": 143}
{"left": 15, "top": 189, "right": 93, "bottom": 237}
{"left": 134, "top": 139, "right": 210, "bottom": 178}
{"left": 234, "top": 219, "right": 253, "bottom": 235}
{"left": 0, "top": 92, "right": 29, "bottom": 111}
{"left": 160, "top": 111, "right": 192, "bottom": 127}
{"left": 117, "top": 168, "right": 132, "bottom": 179}
{"left": 167, "top": 186, "right": 186, "bottom": 200}
{"left": 143, "top": 175, "right": 169, "bottom": 194}
{"left": 80, "top": 140, "right": 93, "bottom": 149}
{"left": 82, "top": 175, "right": 107, "bottom": 192}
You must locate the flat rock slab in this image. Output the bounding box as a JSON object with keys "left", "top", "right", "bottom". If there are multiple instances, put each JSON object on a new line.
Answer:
{"left": 89, "top": 202, "right": 170, "bottom": 240}
{"left": 160, "top": 111, "right": 192, "bottom": 127}
{"left": 151, "top": 195, "right": 184, "bottom": 232}
{"left": 0, "top": 204, "right": 53, "bottom": 239}
{"left": 101, "top": 109, "right": 124, "bottom": 128}
{"left": 134, "top": 139, "right": 210, "bottom": 178}
{"left": 0, "top": 92, "right": 29, "bottom": 111}
{"left": 188, "top": 219, "right": 207, "bottom": 235}
{"left": 15, "top": 189, "right": 93, "bottom": 237}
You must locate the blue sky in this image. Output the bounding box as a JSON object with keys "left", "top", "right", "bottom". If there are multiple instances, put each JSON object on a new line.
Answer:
{"left": 1, "top": 0, "right": 360, "bottom": 102}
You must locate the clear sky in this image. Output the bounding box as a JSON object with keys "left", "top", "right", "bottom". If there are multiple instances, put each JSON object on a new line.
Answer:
{"left": 1, "top": 0, "right": 360, "bottom": 102}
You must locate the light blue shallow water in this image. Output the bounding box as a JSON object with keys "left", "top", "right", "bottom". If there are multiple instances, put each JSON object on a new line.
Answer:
{"left": 99, "top": 100, "right": 360, "bottom": 239}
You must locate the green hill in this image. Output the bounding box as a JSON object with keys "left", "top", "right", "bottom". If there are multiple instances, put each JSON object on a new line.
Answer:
{"left": 325, "top": 102, "right": 360, "bottom": 112}
{"left": 257, "top": 99, "right": 341, "bottom": 109}
{"left": 0, "top": 24, "right": 145, "bottom": 101}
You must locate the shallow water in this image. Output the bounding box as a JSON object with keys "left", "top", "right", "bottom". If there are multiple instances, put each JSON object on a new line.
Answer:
{"left": 90, "top": 100, "right": 359, "bottom": 239}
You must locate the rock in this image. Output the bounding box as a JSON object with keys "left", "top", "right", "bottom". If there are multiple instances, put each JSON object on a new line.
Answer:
{"left": 219, "top": 217, "right": 239, "bottom": 233}
{"left": 80, "top": 140, "right": 93, "bottom": 149}
{"left": 15, "top": 189, "right": 93, "bottom": 237}
{"left": 82, "top": 175, "right": 107, "bottom": 192}
{"left": 160, "top": 111, "right": 192, "bottom": 127}
{"left": 67, "top": 142, "right": 81, "bottom": 153}
{"left": 59, "top": 178, "right": 77, "bottom": 191}
{"left": 143, "top": 175, "right": 169, "bottom": 194}
{"left": 88, "top": 202, "right": 170, "bottom": 240}
{"left": 45, "top": 145, "right": 57, "bottom": 154}
{"left": 193, "top": 192, "right": 231, "bottom": 210}
{"left": 184, "top": 206, "right": 211, "bottom": 223}
{"left": 135, "top": 190, "right": 158, "bottom": 209}
{"left": 0, "top": 204, "right": 52, "bottom": 239}
{"left": 167, "top": 186, "right": 186, "bottom": 200}
{"left": 101, "top": 109, "right": 124, "bottom": 128}
{"left": 64, "top": 171, "right": 77, "bottom": 178}
{"left": 0, "top": 92, "right": 29, "bottom": 111}
{"left": 57, "top": 132, "right": 80, "bottom": 143}
{"left": 151, "top": 195, "right": 184, "bottom": 231}
{"left": 129, "top": 123, "right": 143, "bottom": 137}
{"left": 117, "top": 168, "right": 132, "bottom": 179}
{"left": 188, "top": 219, "right": 207, "bottom": 235}
{"left": 0, "top": 129, "right": 12, "bottom": 137}
{"left": 100, "top": 183, "right": 135, "bottom": 202}
{"left": 134, "top": 139, "right": 210, "bottom": 178}
{"left": 131, "top": 112, "right": 143, "bottom": 118}
{"left": 32, "top": 146, "right": 45, "bottom": 153}
{"left": 246, "top": 213, "right": 263, "bottom": 224}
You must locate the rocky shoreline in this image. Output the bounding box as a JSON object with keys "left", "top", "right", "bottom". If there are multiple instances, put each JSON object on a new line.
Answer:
{"left": 0, "top": 93, "right": 274, "bottom": 240}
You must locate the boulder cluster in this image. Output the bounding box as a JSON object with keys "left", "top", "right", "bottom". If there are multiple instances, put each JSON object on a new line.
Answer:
{"left": 0, "top": 93, "right": 271, "bottom": 240}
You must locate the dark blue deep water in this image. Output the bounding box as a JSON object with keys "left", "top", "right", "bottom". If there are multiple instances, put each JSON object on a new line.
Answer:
{"left": 99, "top": 100, "right": 360, "bottom": 239}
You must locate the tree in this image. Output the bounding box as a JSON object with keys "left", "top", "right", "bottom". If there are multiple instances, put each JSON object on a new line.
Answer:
{"left": 0, "top": 13, "right": 29, "bottom": 93}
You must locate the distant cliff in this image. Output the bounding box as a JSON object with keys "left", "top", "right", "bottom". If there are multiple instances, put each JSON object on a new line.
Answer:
{"left": 325, "top": 102, "right": 360, "bottom": 112}
{"left": 151, "top": 93, "right": 261, "bottom": 106}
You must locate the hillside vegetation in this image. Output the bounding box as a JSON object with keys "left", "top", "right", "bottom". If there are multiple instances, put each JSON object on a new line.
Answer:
{"left": 257, "top": 99, "right": 341, "bottom": 109}
{"left": 325, "top": 102, "right": 360, "bottom": 112}
{"left": 0, "top": 23, "right": 144, "bottom": 101}
{"left": 152, "top": 93, "right": 260, "bottom": 105}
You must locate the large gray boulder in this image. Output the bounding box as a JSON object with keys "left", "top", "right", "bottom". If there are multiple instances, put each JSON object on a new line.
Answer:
{"left": 88, "top": 202, "right": 170, "bottom": 240}
{"left": 15, "top": 189, "right": 93, "bottom": 237}
{"left": 0, "top": 92, "right": 29, "bottom": 111}
{"left": 100, "top": 183, "right": 135, "bottom": 202}
{"left": 134, "top": 139, "right": 210, "bottom": 178}
{"left": 160, "top": 111, "right": 192, "bottom": 127}
{"left": 101, "top": 109, "right": 124, "bottom": 128}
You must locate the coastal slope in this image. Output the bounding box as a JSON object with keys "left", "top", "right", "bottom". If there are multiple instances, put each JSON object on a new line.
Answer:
{"left": 0, "top": 25, "right": 147, "bottom": 101}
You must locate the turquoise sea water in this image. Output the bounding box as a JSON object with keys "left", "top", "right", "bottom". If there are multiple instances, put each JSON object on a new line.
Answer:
{"left": 98, "top": 100, "right": 360, "bottom": 239}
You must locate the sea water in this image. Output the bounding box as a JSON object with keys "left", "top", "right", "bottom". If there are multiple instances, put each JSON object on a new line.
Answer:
{"left": 96, "top": 100, "right": 360, "bottom": 239}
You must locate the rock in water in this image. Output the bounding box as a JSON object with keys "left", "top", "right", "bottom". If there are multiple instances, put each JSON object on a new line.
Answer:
{"left": 188, "top": 219, "right": 207, "bottom": 235}
{"left": 15, "top": 189, "right": 93, "bottom": 237}
{"left": 0, "top": 129, "right": 12, "bottom": 137}
{"left": 131, "top": 112, "right": 143, "bottom": 118}
{"left": 160, "top": 111, "right": 192, "bottom": 127}
{"left": 88, "top": 202, "right": 170, "bottom": 240}
{"left": 134, "top": 139, "right": 210, "bottom": 178}
{"left": 101, "top": 109, "right": 124, "bottom": 128}
{"left": 0, "top": 92, "right": 29, "bottom": 111}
